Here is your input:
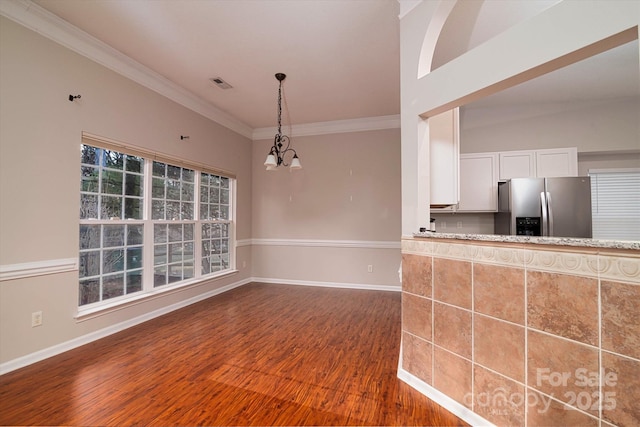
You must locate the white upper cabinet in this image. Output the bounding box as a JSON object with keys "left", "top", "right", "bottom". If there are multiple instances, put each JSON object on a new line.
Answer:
{"left": 430, "top": 108, "right": 460, "bottom": 208}
{"left": 499, "top": 147, "right": 578, "bottom": 180}
{"left": 536, "top": 147, "right": 578, "bottom": 177}
{"left": 458, "top": 153, "right": 498, "bottom": 212}
{"left": 499, "top": 151, "right": 536, "bottom": 180}
{"left": 454, "top": 147, "right": 577, "bottom": 213}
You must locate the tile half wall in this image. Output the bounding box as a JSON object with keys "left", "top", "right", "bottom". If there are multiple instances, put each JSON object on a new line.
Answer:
{"left": 400, "top": 238, "right": 639, "bottom": 427}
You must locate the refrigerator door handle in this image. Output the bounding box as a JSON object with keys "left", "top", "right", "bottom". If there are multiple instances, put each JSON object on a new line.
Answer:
{"left": 546, "top": 191, "right": 554, "bottom": 237}
{"left": 540, "top": 192, "right": 548, "bottom": 236}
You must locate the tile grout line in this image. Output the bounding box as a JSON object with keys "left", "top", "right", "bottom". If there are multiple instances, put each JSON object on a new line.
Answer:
{"left": 524, "top": 248, "right": 529, "bottom": 427}
{"left": 431, "top": 255, "right": 435, "bottom": 389}
{"left": 470, "top": 256, "right": 475, "bottom": 415}
{"left": 597, "top": 253, "right": 603, "bottom": 426}
{"left": 524, "top": 323, "right": 639, "bottom": 362}
{"left": 464, "top": 352, "right": 597, "bottom": 427}
{"left": 430, "top": 341, "right": 474, "bottom": 365}
{"left": 524, "top": 386, "right": 602, "bottom": 424}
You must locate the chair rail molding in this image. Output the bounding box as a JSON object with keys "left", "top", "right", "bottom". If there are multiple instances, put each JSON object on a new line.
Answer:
{"left": 0, "top": 258, "right": 78, "bottom": 282}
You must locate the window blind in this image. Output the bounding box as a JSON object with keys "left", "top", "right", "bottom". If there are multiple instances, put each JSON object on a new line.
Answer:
{"left": 589, "top": 169, "right": 640, "bottom": 241}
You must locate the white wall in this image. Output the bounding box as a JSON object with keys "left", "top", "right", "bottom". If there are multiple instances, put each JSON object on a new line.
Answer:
{"left": 430, "top": 212, "right": 495, "bottom": 235}
{"left": 0, "top": 16, "right": 253, "bottom": 366}
{"left": 251, "top": 128, "right": 402, "bottom": 289}
{"left": 461, "top": 97, "right": 639, "bottom": 154}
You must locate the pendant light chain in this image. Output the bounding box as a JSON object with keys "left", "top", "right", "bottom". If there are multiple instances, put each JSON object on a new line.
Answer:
{"left": 277, "top": 77, "right": 283, "bottom": 137}
{"left": 264, "top": 73, "right": 302, "bottom": 171}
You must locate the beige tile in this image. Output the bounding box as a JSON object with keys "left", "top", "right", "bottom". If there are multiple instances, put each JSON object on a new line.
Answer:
{"left": 474, "top": 263, "right": 525, "bottom": 324}
{"left": 527, "top": 270, "right": 598, "bottom": 346}
{"left": 526, "top": 389, "right": 598, "bottom": 427}
{"left": 602, "top": 280, "right": 640, "bottom": 360}
{"left": 402, "top": 293, "right": 432, "bottom": 341}
{"left": 433, "top": 302, "right": 471, "bottom": 359}
{"left": 433, "top": 257, "right": 472, "bottom": 309}
{"left": 432, "top": 242, "right": 476, "bottom": 262}
{"left": 433, "top": 346, "right": 472, "bottom": 409}
{"left": 598, "top": 254, "right": 640, "bottom": 285}
{"left": 474, "top": 244, "right": 525, "bottom": 269}
{"left": 602, "top": 351, "right": 640, "bottom": 427}
{"left": 525, "top": 248, "right": 599, "bottom": 279}
{"left": 472, "top": 365, "right": 525, "bottom": 426}
{"left": 527, "top": 330, "right": 599, "bottom": 416}
{"left": 401, "top": 254, "right": 432, "bottom": 297}
{"left": 401, "top": 332, "right": 432, "bottom": 385}
{"left": 401, "top": 239, "right": 432, "bottom": 255}
{"left": 474, "top": 314, "right": 525, "bottom": 382}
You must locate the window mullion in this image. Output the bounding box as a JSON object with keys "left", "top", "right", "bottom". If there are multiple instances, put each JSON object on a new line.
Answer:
{"left": 194, "top": 172, "right": 203, "bottom": 278}
{"left": 143, "top": 158, "right": 154, "bottom": 292}
{"left": 230, "top": 180, "right": 236, "bottom": 271}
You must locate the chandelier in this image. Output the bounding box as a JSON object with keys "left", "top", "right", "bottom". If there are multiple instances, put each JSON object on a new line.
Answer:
{"left": 264, "top": 73, "right": 302, "bottom": 170}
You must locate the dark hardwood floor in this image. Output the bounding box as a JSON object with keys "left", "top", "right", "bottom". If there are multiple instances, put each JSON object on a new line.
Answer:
{"left": 0, "top": 283, "right": 467, "bottom": 426}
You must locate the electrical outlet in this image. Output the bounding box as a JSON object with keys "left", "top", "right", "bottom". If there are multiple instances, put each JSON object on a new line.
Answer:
{"left": 242, "top": 260, "right": 247, "bottom": 269}
{"left": 441, "top": 221, "right": 447, "bottom": 229}
{"left": 457, "top": 221, "right": 463, "bottom": 229}
{"left": 31, "top": 311, "right": 43, "bottom": 327}
{"left": 367, "top": 265, "right": 373, "bottom": 273}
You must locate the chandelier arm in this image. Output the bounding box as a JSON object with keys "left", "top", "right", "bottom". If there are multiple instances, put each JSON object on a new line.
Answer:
{"left": 280, "top": 139, "right": 295, "bottom": 167}
{"left": 279, "top": 134, "right": 292, "bottom": 154}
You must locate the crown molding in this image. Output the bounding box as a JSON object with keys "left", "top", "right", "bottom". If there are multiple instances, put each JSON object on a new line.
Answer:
{"left": 1, "top": 0, "right": 399, "bottom": 141}
{"left": 252, "top": 114, "right": 400, "bottom": 141}
{"left": 0, "top": 0, "right": 254, "bottom": 139}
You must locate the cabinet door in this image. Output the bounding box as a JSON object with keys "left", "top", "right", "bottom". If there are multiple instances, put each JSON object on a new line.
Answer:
{"left": 499, "top": 151, "right": 536, "bottom": 180}
{"left": 536, "top": 147, "right": 578, "bottom": 177}
{"left": 430, "top": 108, "right": 459, "bottom": 207}
{"left": 458, "top": 153, "right": 498, "bottom": 211}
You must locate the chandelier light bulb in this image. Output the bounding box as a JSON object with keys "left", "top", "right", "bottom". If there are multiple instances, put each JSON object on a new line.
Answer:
{"left": 290, "top": 155, "right": 302, "bottom": 170}
{"left": 264, "top": 154, "right": 277, "bottom": 167}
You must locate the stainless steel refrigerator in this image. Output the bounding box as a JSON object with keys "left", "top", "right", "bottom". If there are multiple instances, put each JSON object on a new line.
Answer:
{"left": 494, "top": 177, "right": 592, "bottom": 238}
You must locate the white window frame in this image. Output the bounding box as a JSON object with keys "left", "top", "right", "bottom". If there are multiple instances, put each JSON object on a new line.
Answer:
{"left": 78, "top": 133, "right": 236, "bottom": 318}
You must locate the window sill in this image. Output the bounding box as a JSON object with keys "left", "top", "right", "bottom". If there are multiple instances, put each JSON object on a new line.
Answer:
{"left": 75, "top": 270, "right": 238, "bottom": 322}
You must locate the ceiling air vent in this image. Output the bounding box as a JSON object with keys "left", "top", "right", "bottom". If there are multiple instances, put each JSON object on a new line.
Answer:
{"left": 209, "top": 77, "right": 233, "bottom": 90}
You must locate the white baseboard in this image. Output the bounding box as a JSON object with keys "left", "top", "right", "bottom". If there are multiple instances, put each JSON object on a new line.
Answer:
{"left": 0, "top": 278, "right": 251, "bottom": 375}
{"left": 397, "top": 368, "right": 495, "bottom": 427}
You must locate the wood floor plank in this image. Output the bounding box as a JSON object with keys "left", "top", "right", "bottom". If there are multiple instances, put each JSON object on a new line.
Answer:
{"left": 0, "top": 283, "right": 468, "bottom": 426}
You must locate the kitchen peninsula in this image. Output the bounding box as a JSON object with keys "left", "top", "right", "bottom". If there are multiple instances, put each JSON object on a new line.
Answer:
{"left": 399, "top": 232, "right": 639, "bottom": 426}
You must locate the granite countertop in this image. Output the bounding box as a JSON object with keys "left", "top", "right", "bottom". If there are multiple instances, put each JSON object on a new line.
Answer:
{"left": 412, "top": 231, "right": 640, "bottom": 250}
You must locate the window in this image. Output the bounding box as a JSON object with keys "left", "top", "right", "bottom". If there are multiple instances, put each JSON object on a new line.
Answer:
{"left": 200, "top": 173, "right": 231, "bottom": 273}
{"left": 151, "top": 162, "right": 195, "bottom": 286}
{"left": 79, "top": 139, "right": 235, "bottom": 308}
{"left": 590, "top": 169, "right": 640, "bottom": 241}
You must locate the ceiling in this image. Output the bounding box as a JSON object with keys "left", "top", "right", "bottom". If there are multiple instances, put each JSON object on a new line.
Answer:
{"left": 468, "top": 38, "right": 639, "bottom": 110}
{"left": 31, "top": 0, "right": 401, "bottom": 130}
{"left": 26, "top": 0, "right": 640, "bottom": 132}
